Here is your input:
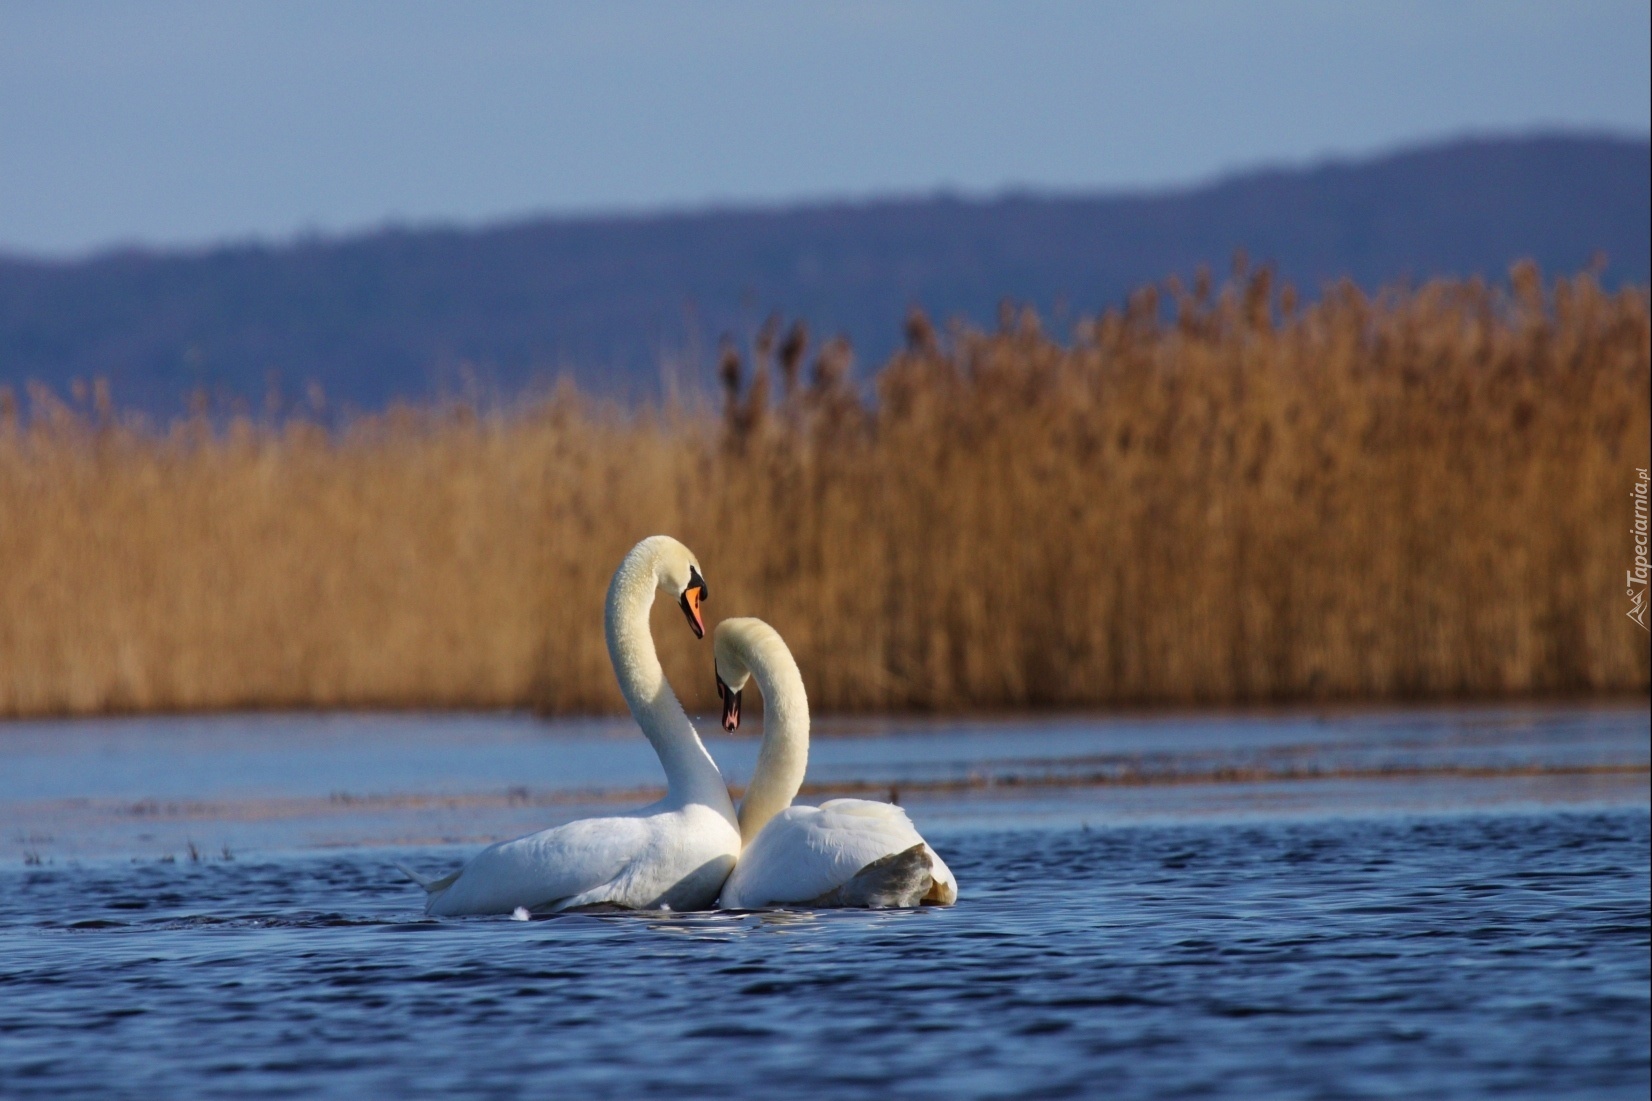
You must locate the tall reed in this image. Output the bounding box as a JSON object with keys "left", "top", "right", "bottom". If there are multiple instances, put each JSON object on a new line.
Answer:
{"left": 1, "top": 266, "right": 1646, "bottom": 718}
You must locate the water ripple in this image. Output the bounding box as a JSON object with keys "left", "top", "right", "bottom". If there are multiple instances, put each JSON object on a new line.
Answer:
{"left": 0, "top": 808, "right": 1647, "bottom": 1099}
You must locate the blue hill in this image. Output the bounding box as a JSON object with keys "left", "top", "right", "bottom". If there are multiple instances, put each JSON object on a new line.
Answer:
{"left": 1, "top": 133, "right": 1645, "bottom": 413}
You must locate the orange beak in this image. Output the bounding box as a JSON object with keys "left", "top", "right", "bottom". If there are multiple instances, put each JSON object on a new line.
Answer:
{"left": 678, "top": 584, "right": 706, "bottom": 639}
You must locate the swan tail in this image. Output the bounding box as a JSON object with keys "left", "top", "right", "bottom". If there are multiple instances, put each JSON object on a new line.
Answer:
{"left": 395, "top": 862, "right": 461, "bottom": 895}
{"left": 923, "top": 875, "right": 959, "bottom": 906}
{"left": 806, "top": 843, "right": 935, "bottom": 909}
{"left": 921, "top": 845, "right": 959, "bottom": 905}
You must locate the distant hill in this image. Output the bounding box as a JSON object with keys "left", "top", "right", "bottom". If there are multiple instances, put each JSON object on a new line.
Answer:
{"left": 0, "top": 133, "right": 1646, "bottom": 413}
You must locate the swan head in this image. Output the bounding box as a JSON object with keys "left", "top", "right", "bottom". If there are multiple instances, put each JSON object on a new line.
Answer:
{"left": 651, "top": 536, "right": 710, "bottom": 639}
{"left": 713, "top": 624, "right": 751, "bottom": 733}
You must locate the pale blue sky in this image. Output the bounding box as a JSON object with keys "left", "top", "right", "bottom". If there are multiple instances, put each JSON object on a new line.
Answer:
{"left": 2, "top": 1, "right": 1647, "bottom": 257}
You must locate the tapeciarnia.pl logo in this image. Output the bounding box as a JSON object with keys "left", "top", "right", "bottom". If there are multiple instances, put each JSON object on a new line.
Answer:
{"left": 1629, "top": 468, "right": 1650, "bottom": 631}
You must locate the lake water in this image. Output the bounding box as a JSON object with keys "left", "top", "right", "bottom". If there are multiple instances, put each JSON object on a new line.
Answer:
{"left": 1, "top": 704, "right": 1647, "bottom": 1099}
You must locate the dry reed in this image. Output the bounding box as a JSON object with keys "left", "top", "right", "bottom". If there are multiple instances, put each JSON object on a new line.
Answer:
{"left": 1, "top": 265, "right": 1647, "bottom": 718}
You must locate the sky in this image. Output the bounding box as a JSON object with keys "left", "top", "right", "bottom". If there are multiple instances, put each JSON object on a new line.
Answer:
{"left": 1, "top": 1, "right": 1648, "bottom": 258}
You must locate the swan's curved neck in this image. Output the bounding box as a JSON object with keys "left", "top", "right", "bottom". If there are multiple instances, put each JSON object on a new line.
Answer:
{"left": 735, "top": 632, "right": 810, "bottom": 845}
{"left": 605, "top": 545, "right": 734, "bottom": 821}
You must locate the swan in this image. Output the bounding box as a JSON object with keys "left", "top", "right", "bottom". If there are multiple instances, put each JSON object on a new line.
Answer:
{"left": 400, "top": 535, "right": 741, "bottom": 915}
{"left": 712, "top": 617, "right": 957, "bottom": 909}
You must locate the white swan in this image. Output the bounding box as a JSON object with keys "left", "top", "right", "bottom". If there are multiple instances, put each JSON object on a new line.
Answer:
{"left": 401, "top": 536, "right": 741, "bottom": 915}
{"left": 713, "top": 617, "right": 958, "bottom": 909}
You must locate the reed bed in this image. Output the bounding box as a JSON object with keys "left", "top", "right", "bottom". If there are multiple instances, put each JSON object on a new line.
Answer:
{"left": 1, "top": 265, "right": 1646, "bottom": 718}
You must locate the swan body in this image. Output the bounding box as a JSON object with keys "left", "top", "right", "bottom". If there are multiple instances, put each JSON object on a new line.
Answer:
{"left": 407, "top": 536, "right": 740, "bottom": 915}
{"left": 712, "top": 617, "right": 957, "bottom": 909}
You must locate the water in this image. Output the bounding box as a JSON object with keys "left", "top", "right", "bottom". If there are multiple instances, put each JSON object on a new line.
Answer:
{"left": 1, "top": 705, "right": 1647, "bottom": 1099}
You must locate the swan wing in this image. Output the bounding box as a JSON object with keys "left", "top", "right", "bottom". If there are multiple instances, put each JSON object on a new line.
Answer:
{"left": 425, "top": 805, "right": 740, "bottom": 916}
{"left": 425, "top": 814, "right": 651, "bottom": 916}
{"left": 719, "top": 800, "right": 953, "bottom": 908}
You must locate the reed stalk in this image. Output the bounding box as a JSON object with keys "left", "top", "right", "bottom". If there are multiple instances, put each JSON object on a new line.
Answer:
{"left": 1, "top": 267, "right": 1646, "bottom": 717}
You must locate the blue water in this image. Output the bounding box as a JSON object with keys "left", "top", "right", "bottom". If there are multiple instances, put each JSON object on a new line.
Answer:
{"left": 0, "top": 706, "right": 1647, "bottom": 1099}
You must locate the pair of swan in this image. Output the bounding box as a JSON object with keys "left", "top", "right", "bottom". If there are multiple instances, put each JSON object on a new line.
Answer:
{"left": 403, "top": 535, "right": 955, "bottom": 915}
